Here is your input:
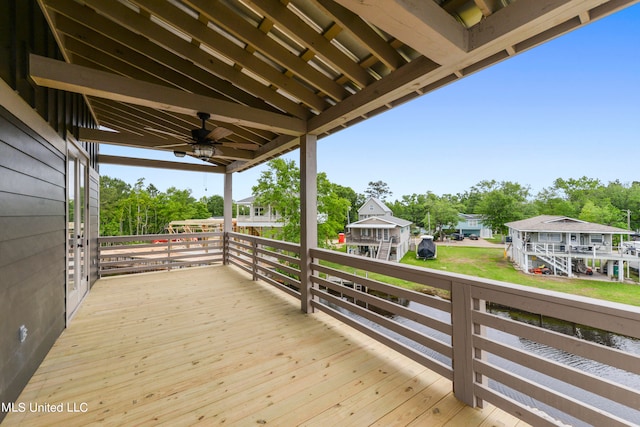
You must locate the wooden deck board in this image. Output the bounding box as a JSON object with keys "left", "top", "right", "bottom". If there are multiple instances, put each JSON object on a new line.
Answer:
{"left": 3, "top": 266, "right": 527, "bottom": 426}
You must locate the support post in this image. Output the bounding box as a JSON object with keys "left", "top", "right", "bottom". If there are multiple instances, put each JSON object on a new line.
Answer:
{"left": 300, "top": 134, "right": 318, "bottom": 314}
{"left": 223, "top": 171, "right": 233, "bottom": 265}
{"left": 451, "top": 280, "right": 483, "bottom": 407}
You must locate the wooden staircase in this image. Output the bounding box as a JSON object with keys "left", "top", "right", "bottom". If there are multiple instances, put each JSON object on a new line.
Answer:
{"left": 377, "top": 239, "right": 392, "bottom": 261}
{"left": 532, "top": 244, "right": 570, "bottom": 275}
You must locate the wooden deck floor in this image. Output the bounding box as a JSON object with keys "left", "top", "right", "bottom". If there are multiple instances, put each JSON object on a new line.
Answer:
{"left": 4, "top": 266, "right": 528, "bottom": 426}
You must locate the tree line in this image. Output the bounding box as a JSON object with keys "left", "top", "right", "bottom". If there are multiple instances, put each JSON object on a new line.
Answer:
{"left": 101, "top": 163, "right": 640, "bottom": 241}
{"left": 387, "top": 177, "right": 640, "bottom": 238}
{"left": 100, "top": 176, "right": 223, "bottom": 236}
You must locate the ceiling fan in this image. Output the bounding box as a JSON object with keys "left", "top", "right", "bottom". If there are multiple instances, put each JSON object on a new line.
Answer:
{"left": 187, "top": 112, "right": 233, "bottom": 160}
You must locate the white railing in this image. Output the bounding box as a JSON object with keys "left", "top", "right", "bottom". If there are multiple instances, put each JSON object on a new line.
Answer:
{"left": 98, "top": 232, "right": 223, "bottom": 276}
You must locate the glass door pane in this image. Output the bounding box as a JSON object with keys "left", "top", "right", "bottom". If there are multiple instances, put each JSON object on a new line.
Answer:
{"left": 67, "top": 145, "right": 89, "bottom": 320}
{"left": 68, "top": 157, "right": 76, "bottom": 292}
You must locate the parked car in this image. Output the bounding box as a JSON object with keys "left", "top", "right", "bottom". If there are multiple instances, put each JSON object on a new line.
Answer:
{"left": 469, "top": 234, "right": 479, "bottom": 240}
{"left": 451, "top": 233, "right": 464, "bottom": 241}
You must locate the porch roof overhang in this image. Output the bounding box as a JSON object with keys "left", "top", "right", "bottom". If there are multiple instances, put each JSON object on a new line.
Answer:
{"left": 347, "top": 223, "right": 396, "bottom": 229}
{"left": 506, "top": 215, "right": 633, "bottom": 234}
{"left": 31, "top": 0, "right": 639, "bottom": 173}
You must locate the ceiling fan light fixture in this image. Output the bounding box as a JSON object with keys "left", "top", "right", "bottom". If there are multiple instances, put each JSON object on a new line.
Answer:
{"left": 193, "top": 143, "right": 215, "bottom": 160}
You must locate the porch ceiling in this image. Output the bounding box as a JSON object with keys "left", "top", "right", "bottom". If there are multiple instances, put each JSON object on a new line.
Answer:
{"left": 34, "top": 0, "right": 638, "bottom": 172}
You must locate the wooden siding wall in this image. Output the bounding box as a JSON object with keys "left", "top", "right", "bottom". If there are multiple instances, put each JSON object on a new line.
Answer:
{"left": 0, "top": 107, "right": 66, "bottom": 413}
{"left": 0, "top": 0, "right": 98, "bottom": 169}
{"left": 0, "top": 0, "right": 100, "bottom": 420}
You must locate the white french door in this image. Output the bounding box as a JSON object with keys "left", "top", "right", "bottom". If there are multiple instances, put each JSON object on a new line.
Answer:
{"left": 67, "top": 144, "right": 89, "bottom": 320}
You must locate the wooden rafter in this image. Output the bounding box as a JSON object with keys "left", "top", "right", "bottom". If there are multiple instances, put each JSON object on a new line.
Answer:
{"left": 27, "top": 0, "right": 639, "bottom": 174}
{"left": 29, "top": 54, "right": 307, "bottom": 135}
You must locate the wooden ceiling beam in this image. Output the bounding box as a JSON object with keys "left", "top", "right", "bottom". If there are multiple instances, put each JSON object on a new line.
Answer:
{"left": 83, "top": 129, "right": 255, "bottom": 161}
{"left": 468, "top": 0, "right": 636, "bottom": 50}
{"left": 226, "top": 134, "right": 299, "bottom": 173}
{"left": 30, "top": 54, "right": 307, "bottom": 135}
{"left": 57, "top": 18, "right": 243, "bottom": 105}
{"left": 120, "top": 0, "right": 332, "bottom": 110}
{"left": 245, "top": 0, "right": 374, "bottom": 89}
{"left": 98, "top": 154, "right": 227, "bottom": 173}
{"left": 80, "top": 129, "right": 186, "bottom": 150}
{"left": 334, "top": 0, "right": 468, "bottom": 64}
{"left": 312, "top": 0, "right": 406, "bottom": 71}
{"left": 89, "top": 98, "right": 270, "bottom": 148}
{"left": 44, "top": 0, "right": 311, "bottom": 119}
{"left": 308, "top": 56, "right": 439, "bottom": 134}
{"left": 179, "top": 0, "right": 349, "bottom": 101}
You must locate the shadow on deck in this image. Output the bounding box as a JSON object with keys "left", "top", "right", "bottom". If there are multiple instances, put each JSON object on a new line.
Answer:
{"left": 3, "top": 266, "right": 525, "bottom": 426}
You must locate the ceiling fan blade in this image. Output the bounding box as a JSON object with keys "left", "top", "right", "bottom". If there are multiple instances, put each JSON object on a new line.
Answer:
{"left": 206, "top": 126, "right": 233, "bottom": 141}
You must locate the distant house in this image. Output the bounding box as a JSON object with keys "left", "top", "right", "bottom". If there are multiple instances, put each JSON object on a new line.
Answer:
{"left": 505, "top": 215, "right": 635, "bottom": 281}
{"left": 235, "top": 196, "right": 282, "bottom": 236}
{"left": 345, "top": 198, "right": 412, "bottom": 262}
{"left": 455, "top": 214, "right": 493, "bottom": 238}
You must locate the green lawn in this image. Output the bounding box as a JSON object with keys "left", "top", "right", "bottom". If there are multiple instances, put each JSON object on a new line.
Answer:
{"left": 401, "top": 246, "right": 640, "bottom": 306}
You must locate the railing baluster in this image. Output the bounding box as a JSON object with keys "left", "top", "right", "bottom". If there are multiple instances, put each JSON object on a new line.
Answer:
{"left": 252, "top": 238, "right": 258, "bottom": 281}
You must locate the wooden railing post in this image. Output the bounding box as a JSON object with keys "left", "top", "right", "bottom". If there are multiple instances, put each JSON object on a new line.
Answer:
{"left": 451, "top": 280, "right": 483, "bottom": 407}
{"left": 223, "top": 232, "right": 229, "bottom": 265}
{"left": 167, "top": 238, "right": 172, "bottom": 271}
{"left": 252, "top": 238, "right": 258, "bottom": 281}
{"left": 300, "top": 133, "right": 317, "bottom": 313}
{"left": 223, "top": 171, "right": 233, "bottom": 266}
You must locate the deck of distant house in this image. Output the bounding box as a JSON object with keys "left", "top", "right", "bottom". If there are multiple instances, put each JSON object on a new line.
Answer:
{"left": 3, "top": 266, "right": 526, "bottom": 426}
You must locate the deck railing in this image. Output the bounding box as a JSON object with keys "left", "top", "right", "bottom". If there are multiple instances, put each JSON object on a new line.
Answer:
{"left": 98, "top": 232, "right": 223, "bottom": 276}
{"left": 226, "top": 232, "right": 301, "bottom": 299}
{"left": 98, "top": 232, "right": 640, "bottom": 425}
{"left": 525, "top": 242, "right": 638, "bottom": 258}
{"left": 307, "top": 248, "right": 640, "bottom": 426}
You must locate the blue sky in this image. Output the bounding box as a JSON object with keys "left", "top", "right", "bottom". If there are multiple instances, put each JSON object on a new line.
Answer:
{"left": 101, "top": 4, "right": 640, "bottom": 201}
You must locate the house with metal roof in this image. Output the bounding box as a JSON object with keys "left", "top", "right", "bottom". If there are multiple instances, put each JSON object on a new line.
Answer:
{"left": 345, "top": 198, "right": 412, "bottom": 261}
{"left": 505, "top": 215, "right": 636, "bottom": 280}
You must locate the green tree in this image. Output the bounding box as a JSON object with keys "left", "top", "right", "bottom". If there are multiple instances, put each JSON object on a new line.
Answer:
{"left": 100, "top": 176, "right": 131, "bottom": 236}
{"left": 533, "top": 187, "right": 577, "bottom": 217}
{"left": 253, "top": 158, "right": 301, "bottom": 242}
{"left": 423, "top": 194, "right": 460, "bottom": 240}
{"left": 202, "top": 194, "right": 225, "bottom": 217}
{"left": 578, "top": 200, "right": 624, "bottom": 227}
{"left": 364, "top": 180, "right": 392, "bottom": 201}
{"left": 252, "top": 159, "right": 350, "bottom": 245}
{"left": 317, "top": 175, "right": 351, "bottom": 246}
{"left": 476, "top": 181, "right": 532, "bottom": 234}
{"left": 157, "top": 187, "right": 209, "bottom": 229}
{"left": 389, "top": 193, "right": 428, "bottom": 229}
{"left": 331, "top": 183, "right": 358, "bottom": 226}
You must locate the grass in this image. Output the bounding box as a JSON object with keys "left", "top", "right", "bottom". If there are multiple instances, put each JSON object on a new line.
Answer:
{"left": 402, "top": 246, "right": 640, "bottom": 306}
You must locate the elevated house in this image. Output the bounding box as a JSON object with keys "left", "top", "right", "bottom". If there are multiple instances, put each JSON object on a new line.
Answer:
{"left": 2, "top": 1, "right": 640, "bottom": 426}
{"left": 345, "top": 198, "right": 412, "bottom": 261}
{"left": 455, "top": 213, "right": 493, "bottom": 238}
{"left": 235, "top": 196, "right": 283, "bottom": 236}
{"left": 505, "top": 215, "right": 636, "bottom": 280}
